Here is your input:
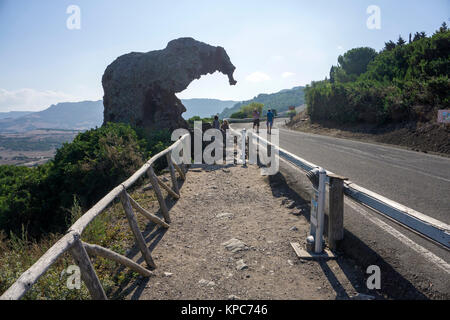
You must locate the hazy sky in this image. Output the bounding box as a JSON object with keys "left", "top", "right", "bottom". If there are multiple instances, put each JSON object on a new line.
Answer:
{"left": 0, "top": 0, "right": 448, "bottom": 111}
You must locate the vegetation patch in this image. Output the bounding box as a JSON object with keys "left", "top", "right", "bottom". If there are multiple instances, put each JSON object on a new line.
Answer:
{"left": 0, "top": 122, "right": 171, "bottom": 239}
{"left": 0, "top": 187, "right": 160, "bottom": 299}
{"left": 304, "top": 23, "right": 449, "bottom": 126}
{"left": 287, "top": 23, "right": 449, "bottom": 154}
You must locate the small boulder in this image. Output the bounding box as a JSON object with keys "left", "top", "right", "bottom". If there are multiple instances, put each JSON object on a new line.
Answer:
{"left": 222, "top": 238, "right": 248, "bottom": 253}
{"left": 216, "top": 212, "right": 234, "bottom": 219}
{"left": 198, "top": 279, "right": 215, "bottom": 287}
{"left": 236, "top": 259, "right": 248, "bottom": 270}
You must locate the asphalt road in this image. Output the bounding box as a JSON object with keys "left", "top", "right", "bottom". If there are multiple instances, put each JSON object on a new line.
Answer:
{"left": 231, "top": 119, "right": 450, "bottom": 298}
{"left": 232, "top": 119, "right": 450, "bottom": 224}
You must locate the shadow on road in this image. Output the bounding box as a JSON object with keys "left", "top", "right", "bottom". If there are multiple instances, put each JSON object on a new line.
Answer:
{"left": 266, "top": 169, "right": 429, "bottom": 300}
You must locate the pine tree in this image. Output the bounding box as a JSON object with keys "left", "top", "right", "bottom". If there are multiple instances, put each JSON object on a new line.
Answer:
{"left": 329, "top": 66, "right": 336, "bottom": 83}
{"left": 438, "top": 22, "right": 448, "bottom": 33}
{"left": 396, "top": 36, "right": 406, "bottom": 46}
{"left": 413, "top": 32, "right": 423, "bottom": 42}
{"left": 384, "top": 40, "right": 396, "bottom": 51}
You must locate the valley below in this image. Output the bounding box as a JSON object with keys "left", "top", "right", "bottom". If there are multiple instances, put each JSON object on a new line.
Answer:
{"left": 0, "top": 129, "right": 79, "bottom": 166}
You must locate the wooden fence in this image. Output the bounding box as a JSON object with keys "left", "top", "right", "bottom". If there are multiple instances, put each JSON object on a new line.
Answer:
{"left": 0, "top": 134, "right": 190, "bottom": 300}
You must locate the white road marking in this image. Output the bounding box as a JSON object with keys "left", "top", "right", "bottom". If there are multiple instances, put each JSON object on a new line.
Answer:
{"left": 232, "top": 123, "right": 450, "bottom": 275}
{"left": 277, "top": 128, "right": 450, "bottom": 183}
{"left": 346, "top": 199, "right": 450, "bottom": 275}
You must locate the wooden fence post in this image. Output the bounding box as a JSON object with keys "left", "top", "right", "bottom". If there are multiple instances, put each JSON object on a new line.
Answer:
{"left": 173, "top": 162, "right": 186, "bottom": 181}
{"left": 328, "top": 174, "right": 347, "bottom": 251}
{"left": 127, "top": 193, "right": 170, "bottom": 228}
{"left": 156, "top": 176, "right": 180, "bottom": 200}
{"left": 147, "top": 166, "right": 171, "bottom": 223}
{"left": 166, "top": 151, "right": 179, "bottom": 195}
{"left": 82, "top": 242, "right": 153, "bottom": 277}
{"left": 70, "top": 234, "right": 107, "bottom": 300}
{"left": 120, "top": 189, "right": 156, "bottom": 269}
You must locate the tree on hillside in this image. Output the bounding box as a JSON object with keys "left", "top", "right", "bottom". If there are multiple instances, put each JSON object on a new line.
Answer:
{"left": 396, "top": 36, "right": 406, "bottom": 46}
{"left": 241, "top": 102, "right": 263, "bottom": 116}
{"left": 230, "top": 102, "right": 264, "bottom": 118}
{"left": 329, "top": 65, "right": 337, "bottom": 83}
{"left": 384, "top": 40, "right": 396, "bottom": 51}
{"left": 337, "top": 47, "right": 378, "bottom": 77}
{"left": 413, "top": 31, "right": 427, "bottom": 41}
{"left": 436, "top": 21, "right": 448, "bottom": 34}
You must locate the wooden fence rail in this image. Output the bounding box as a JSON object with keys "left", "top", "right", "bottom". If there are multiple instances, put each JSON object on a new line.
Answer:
{"left": 0, "top": 133, "right": 190, "bottom": 300}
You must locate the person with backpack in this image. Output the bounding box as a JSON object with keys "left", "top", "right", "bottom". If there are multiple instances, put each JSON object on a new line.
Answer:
{"left": 212, "top": 115, "right": 220, "bottom": 129}
{"left": 266, "top": 109, "right": 274, "bottom": 134}
{"left": 252, "top": 109, "right": 260, "bottom": 133}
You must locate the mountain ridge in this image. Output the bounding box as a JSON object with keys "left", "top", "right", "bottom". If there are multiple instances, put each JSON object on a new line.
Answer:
{"left": 219, "top": 86, "right": 305, "bottom": 118}
{"left": 0, "top": 87, "right": 305, "bottom": 132}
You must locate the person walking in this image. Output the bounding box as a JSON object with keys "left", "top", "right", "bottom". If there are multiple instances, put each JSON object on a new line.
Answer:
{"left": 220, "top": 119, "right": 229, "bottom": 132}
{"left": 252, "top": 109, "right": 260, "bottom": 133}
{"left": 212, "top": 115, "right": 220, "bottom": 130}
{"left": 266, "top": 109, "right": 274, "bottom": 134}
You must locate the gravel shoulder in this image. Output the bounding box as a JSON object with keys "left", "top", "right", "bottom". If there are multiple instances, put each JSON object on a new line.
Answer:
{"left": 124, "top": 163, "right": 373, "bottom": 300}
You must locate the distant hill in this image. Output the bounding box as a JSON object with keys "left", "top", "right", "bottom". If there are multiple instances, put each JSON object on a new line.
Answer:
{"left": 278, "top": 104, "right": 306, "bottom": 116}
{"left": 181, "top": 98, "right": 238, "bottom": 119}
{"left": 0, "top": 98, "right": 237, "bottom": 132}
{"left": 0, "top": 90, "right": 303, "bottom": 132}
{"left": 219, "top": 86, "right": 305, "bottom": 119}
{"left": 0, "top": 111, "right": 34, "bottom": 120}
{"left": 0, "top": 101, "right": 104, "bottom": 133}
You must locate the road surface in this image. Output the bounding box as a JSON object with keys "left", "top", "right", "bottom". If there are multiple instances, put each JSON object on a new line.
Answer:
{"left": 232, "top": 119, "right": 450, "bottom": 224}
{"left": 231, "top": 119, "right": 450, "bottom": 298}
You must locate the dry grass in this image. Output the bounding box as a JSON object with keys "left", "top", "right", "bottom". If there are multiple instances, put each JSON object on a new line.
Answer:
{"left": 0, "top": 179, "right": 163, "bottom": 300}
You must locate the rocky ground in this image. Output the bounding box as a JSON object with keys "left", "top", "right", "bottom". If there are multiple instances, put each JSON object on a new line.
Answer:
{"left": 120, "top": 163, "right": 378, "bottom": 300}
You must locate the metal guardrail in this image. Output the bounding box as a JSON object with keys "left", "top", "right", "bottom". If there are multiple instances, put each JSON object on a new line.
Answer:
{"left": 225, "top": 116, "right": 288, "bottom": 123}
{"left": 231, "top": 126, "right": 450, "bottom": 249}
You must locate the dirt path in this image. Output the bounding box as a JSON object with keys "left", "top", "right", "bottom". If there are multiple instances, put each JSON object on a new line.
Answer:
{"left": 125, "top": 163, "right": 371, "bottom": 300}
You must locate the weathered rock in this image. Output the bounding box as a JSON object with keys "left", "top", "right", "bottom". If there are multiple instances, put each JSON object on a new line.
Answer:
{"left": 289, "top": 210, "right": 303, "bottom": 216}
{"left": 284, "top": 200, "right": 296, "bottom": 209}
{"left": 222, "top": 238, "right": 248, "bottom": 253}
{"left": 102, "top": 37, "right": 237, "bottom": 132}
{"left": 216, "top": 212, "right": 234, "bottom": 219}
{"left": 198, "top": 279, "right": 215, "bottom": 287}
{"left": 236, "top": 259, "right": 248, "bottom": 270}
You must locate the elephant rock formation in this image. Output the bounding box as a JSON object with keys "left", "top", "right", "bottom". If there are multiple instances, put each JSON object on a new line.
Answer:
{"left": 102, "top": 37, "right": 237, "bottom": 132}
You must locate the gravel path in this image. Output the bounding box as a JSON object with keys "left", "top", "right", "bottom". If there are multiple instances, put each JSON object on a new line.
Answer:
{"left": 126, "top": 163, "right": 370, "bottom": 300}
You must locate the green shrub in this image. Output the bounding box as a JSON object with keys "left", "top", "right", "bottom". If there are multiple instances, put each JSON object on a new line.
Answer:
{"left": 306, "top": 26, "right": 450, "bottom": 125}
{"left": 230, "top": 111, "right": 246, "bottom": 119}
{"left": 0, "top": 122, "right": 172, "bottom": 239}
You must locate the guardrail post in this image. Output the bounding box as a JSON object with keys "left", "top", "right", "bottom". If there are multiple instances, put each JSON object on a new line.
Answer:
{"left": 241, "top": 128, "right": 246, "bottom": 166}
{"left": 328, "top": 173, "right": 347, "bottom": 251}
{"left": 70, "top": 234, "right": 107, "bottom": 300}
